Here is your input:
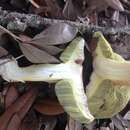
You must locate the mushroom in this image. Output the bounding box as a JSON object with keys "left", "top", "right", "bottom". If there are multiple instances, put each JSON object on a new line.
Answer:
{"left": 86, "top": 32, "right": 130, "bottom": 118}
{"left": 0, "top": 37, "right": 94, "bottom": 124}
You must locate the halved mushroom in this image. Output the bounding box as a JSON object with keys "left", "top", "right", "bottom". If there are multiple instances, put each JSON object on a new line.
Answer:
{"left": 86, "top": 32, "right": 130, "bottom": 118}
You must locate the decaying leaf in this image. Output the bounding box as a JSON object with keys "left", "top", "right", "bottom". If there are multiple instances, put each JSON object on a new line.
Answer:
{"left": 6, "top": 113, "right": 21, "bottom": 130}
{"left": 63, "top": 0, "right": 80, "bottom": 20}
{"left": 63, "top": 0, "right": 124, "bottom": 19}
{"left": 124, "top": 111, "right": 130, "bottom": 120}
{"left": 44, "top": 0, "right": 62, "bottom": 18}
{"left": 0, "top": 47, "right": 8, "bottom": 58}
{"left": 19, "top": 23, "right": 78, "bottom": 63}
{"left": 5, "top": 85, "right": 18, "bottom": 108}
{"left": 85, "top": 0, "right": 124, "bottom": 15}
{"left": 20, "top": 110, "right": 40, "bottom": 130}
{"left": 32, "top": 23, "right": 78, "bottom": 45}
{"left": 112, "top": 115, "right": 128, "bottom": 130}
{"left": 19, "top": 34, "right": 63, "bottom": 55}
{"left": 0, "top": 88, "right": 38, "bottom": 130}
{"left": 0, "top": 22, "right": 78, "bottom": 64}
{"left": 29, "top": 0, "right": 62, "bottom": 18}
{"left": 100, "top": 127, "right": 110, "bottom": 130}
{"left": 104, "top": 0, "right": 124, "bottom": 11}
{"left": 19, "top": 43, "right": 60, "bottom": 63}
{"left": 34, "top": 98, "right": 64, "bottom": 115}
{"left": 19, "top": 35, "right": 61, "bottom": 63}
{"left": 65, "top": 117, "right": 82, "bottom": 130}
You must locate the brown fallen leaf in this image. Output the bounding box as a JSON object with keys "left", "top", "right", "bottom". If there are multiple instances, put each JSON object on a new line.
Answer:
{"left": 21, "top": 126, "right": 29, "bottom": 130}
{"left": 63, "top": 0, "right": 83, "bottom": 20}
{"left": 20, "top": 124, "right": 30, "bottom": 130}
{"left": 5, "top": 84, "right": 19, "bottom": 108}
{"left": 34, "top": 98, "right": 64, "bottom": 115}
{"left": 6, "top": 114, "right": 21, "bottom": 130}
{"left": 0, "top": 88, "right": 38, "bottom": 130}
{"left": 20, "top": 110, "right": 40, "bottom": 130}
{"left": 7, "top": 91, "right": 37, "bottom": 130}
{"left": 19, "top": 34, "right": 60, "bottom": 62}
{"left": 63, "top": 0, "right": 124, "bottom": 19}
{"left": 44, "top": 0, "right": 62, "bottom": 18}
{"left": 105, "top": 0, "right": 124, "bottom": 11}
{"left": 100, "top": 127, "right": 110, "bottom": 130}
{"left": 19, "top": 43, "right": 60, "bottom": 63}
{"left": 19, "top": 34, "right": 62, "bottom": 56}
{"left": 0, "top": 47, "right": 8, "bottom": 58}
{"left": 19, "top": 23, "right": 78, "bottom": 63}
{"left": 84, "top": 0, "right": 124, "bottom": 15}
{"left": 17, "top": 89, "right": 38, "bottom": 120}
{"left": 29, "top": 0, "right": 62, "bottom": 18}
{"left": 31, "top": 23, "right": 78, "bottom": 46}
{"left": 65, "top": 117, "right": 82, "bottom": 130}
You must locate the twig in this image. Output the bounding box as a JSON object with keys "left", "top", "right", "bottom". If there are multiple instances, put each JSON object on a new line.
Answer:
{"left": 0, "top": 7, "right": 130, "bottom": 34}
{"left": 0, "top": 55, "right": 24, "bottom": 66}
{"left": 0, "top": 25, "right": 21, "bottom": 40}
{"left": 28, "top": 0, "right": 40, "bottom": 8}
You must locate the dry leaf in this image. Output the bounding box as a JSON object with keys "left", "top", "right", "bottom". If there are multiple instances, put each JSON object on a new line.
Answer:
{"left": 0, "top": 47, "right": 8, "bottom": 58}
{"left": 32, "top": 23, "right": 78, "bottom": 45}
{"left": 65, "top": 117, "right": 82, "bottom": 130}
{"left": 20, "top": 110, "right": 40, "bottom": 130}
{"left": 19, "top": 43, "right": 59, "bottom": 63}
{"left": 63, "top": 0, "right": 79, "bottom": 20}
{"left": 44, "top": 0, "right": 62, "bottom": 18}
{"left": 6, "top": 114, "right": 21, "bottom": 130}
{"left": 5, "top": 85, "right": 19, "bottom": 108}
{"left": 124, "top": 111, "right": 130, "bottom": 120}
{"left": 19, "top": 34, "right": 62, "bottom": 55}
{"left": 105, "top": 0, "right": 124, "bottom": 11}
{"left": 63, "top": 0, "right": 124, "bottom": 18}
{"left": 100, "top": 127, "right": 110, "bottom": 130}
{"left": 34, "top": 98, "right": 64, "bottom": 115}
{"left": 19, "top": 23, "right": 77, "bottom": 63}
{"left": 29, "top": 0, "right": 62, "bottom": 18}
{"left": 0, "top": 88, "right": 37, "bottom": 130}
{"left": 85, "top": 0, "right": 124, "bottom": 14}
{"left": 112, "top": 115, "right": 127, "bottom": 130}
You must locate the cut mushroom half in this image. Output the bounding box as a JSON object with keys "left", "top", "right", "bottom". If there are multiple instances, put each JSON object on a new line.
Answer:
{"left": 86, "top": 32, "right": 130, "bottom": 118}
